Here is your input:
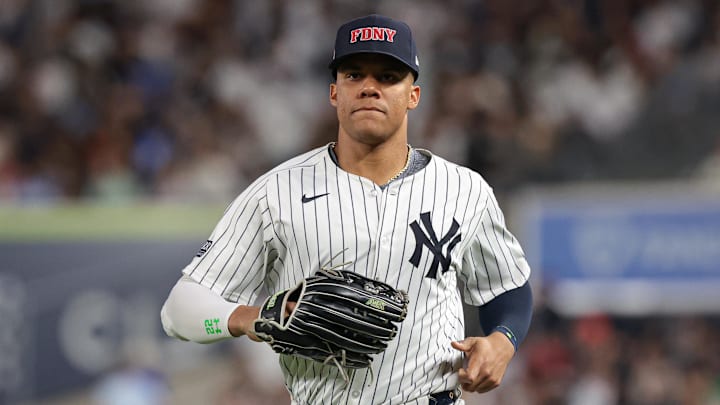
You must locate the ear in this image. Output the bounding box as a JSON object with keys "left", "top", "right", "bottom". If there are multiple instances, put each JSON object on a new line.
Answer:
{"left": 329, "top": 83, "right": 338, "bottom": 107}
{"left": 407, "top": 84, "right": 421, "bottom": 110}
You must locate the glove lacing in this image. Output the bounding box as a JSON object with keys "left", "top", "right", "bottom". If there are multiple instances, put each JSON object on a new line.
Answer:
{"left": 321, "top": 343, "right": 375, "bottom": 388}
{"left": 322, "top": 344, "right": 351, "bottom": 385}
{"left": 319, "top": 250, "right": 378, "bottom": 388}
{"left": 319, "top": 249, "right": 353, "bottom": 273}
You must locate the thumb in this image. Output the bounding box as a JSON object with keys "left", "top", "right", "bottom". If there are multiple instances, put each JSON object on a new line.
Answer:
{"left": 451, "top": 339, "right": 470, "bottom": 352}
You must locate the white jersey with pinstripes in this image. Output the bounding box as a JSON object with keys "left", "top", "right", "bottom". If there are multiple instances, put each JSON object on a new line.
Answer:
{"left": 181, "top": 143, "right": 531, "bottom": 405}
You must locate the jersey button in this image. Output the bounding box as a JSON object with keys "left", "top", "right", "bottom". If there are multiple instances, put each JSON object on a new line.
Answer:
{"left": 351, "top": 391, "right": 360, "bottom": 398}
{"left": 369, "top": 190, "right": 377, "bottom": 198}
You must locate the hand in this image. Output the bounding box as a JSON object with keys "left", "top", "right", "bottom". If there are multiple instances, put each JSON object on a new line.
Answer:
{"left": 228, "top": 301, "right": 297, "bottom": 342}
{"left": 450, "top": 332, "right": 515, "bottom": 393}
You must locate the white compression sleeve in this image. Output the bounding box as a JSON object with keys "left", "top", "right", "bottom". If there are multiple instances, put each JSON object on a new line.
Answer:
{"left": 160, "top": 276, "right": 242, "bottom": 343}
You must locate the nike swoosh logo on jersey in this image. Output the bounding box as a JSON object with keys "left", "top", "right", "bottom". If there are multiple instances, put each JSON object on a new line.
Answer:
{"left": 302, "top": 193, "right": 329, "bottom": 203}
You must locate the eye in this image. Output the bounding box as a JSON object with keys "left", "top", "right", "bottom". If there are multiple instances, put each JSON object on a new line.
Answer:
{"left": 345, "top": 72, "right": 361, "bottom": 80}
{"left": 379, "top": 73, "right": 401, "bottom": 83}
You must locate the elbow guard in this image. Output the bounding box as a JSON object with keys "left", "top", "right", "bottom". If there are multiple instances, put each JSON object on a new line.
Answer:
{"left": 160, "top": 277, "right": 241, "bottom": 343}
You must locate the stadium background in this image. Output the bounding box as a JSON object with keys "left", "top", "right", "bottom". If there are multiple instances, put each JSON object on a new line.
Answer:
{"left": 1, "top": 0, "right": 719, "bottom": 404}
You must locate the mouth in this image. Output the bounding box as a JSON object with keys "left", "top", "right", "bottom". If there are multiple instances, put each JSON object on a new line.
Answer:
{"left": 352, "top": 106, "right": 385, "bottom": 114}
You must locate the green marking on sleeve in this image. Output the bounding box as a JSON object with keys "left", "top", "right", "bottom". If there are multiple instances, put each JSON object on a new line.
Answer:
{"left": 204, "top": 318, "right": 222, "bottom": 335}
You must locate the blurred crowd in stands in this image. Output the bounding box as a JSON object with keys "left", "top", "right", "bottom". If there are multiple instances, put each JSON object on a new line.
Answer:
{"left": 1, "top": 0, "right": 718, "bottom": 404}
{"left": 491, "top": 308, "right": 720, "bottom": 405}
{"left": 209, "top": 307, "right": 720, "bottom": 405}
{"left": 1, "top": 0, "right": 719, "bottom": 204}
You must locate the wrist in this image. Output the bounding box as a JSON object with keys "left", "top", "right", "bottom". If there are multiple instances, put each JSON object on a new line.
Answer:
{"left": 491, "top": 325, "right": 518, "bottom": 353}
{"left": 228, "top": 305, "right": 261, "bottom": 340}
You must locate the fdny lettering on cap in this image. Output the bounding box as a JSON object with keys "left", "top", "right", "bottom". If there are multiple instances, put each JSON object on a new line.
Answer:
{"left": 349, "top": 27, "right": 397, "bottom": 44}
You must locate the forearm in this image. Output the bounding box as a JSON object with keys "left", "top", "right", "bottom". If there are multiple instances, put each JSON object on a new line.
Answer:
{"left": 477, "top": 281, "right": 533, "bottom": 351}
{"left": 161, "top": 276, "right": 257, "bottom": 343}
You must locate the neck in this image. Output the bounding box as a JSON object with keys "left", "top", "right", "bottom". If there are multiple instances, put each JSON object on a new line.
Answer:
{"left": 333, "top": 136, "right": 410, "bottom": 186}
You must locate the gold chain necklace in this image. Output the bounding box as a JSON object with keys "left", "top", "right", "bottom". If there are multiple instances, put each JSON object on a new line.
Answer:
{"left": 331, "top": 142, "right": 412, "bottom": 184}
{"left": 386, "top": 145, "right": 412, "bottom": 184}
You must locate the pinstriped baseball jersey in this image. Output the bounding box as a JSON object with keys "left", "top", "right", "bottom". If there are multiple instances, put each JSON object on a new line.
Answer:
{"left": 182, "top": 143, "right": 531, "bottom": 405}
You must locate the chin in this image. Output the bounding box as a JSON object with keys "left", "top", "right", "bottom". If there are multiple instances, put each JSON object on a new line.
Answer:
{"left": 348, "top": 124, "right": 394, "bottom": 143}
{"left": 352, "top": 131, "right": 392, "bottom": 146}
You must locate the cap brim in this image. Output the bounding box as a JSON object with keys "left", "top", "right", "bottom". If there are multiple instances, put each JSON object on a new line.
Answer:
{"left": 328, "top": 51, "right": 419, "bottom": 80}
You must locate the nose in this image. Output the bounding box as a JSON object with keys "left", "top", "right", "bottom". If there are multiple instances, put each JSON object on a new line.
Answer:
{"left": 359, "top": 78, "right": 380, "bottom": 98}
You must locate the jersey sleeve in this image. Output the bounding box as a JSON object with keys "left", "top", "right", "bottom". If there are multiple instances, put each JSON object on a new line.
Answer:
{"left": 181, "top": 181, "right": 273, "bottom": 304}
{"left": 458, "top": 187, "right": 531, "bottom": 306}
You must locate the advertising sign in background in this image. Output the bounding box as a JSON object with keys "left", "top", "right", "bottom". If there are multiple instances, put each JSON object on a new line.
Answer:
{"left": 512, "top": 183, "right": 720, "bottom": 315}
{"left": 0, "top": 205, "right": 226, "bottom": 404}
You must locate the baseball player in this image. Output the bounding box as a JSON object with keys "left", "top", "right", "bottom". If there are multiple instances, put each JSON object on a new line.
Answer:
{"left": 161, "top": 14, "right": 533, "bottom": 405}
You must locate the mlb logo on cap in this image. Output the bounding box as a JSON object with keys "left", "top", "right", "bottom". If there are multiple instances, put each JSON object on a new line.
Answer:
{"left": 329, "top": 14, "right": 420, "bottom": 80}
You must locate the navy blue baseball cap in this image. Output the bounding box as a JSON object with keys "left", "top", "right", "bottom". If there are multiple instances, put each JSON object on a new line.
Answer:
{"left": 329, "top": 14, "right": 419, "bottom": 80}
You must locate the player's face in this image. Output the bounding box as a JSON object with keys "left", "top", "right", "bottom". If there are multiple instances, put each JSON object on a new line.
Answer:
{"left": 329, "top": 54, "right": 420, "bottom": 146}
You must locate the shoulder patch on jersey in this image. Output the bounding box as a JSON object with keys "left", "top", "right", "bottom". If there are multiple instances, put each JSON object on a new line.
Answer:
{"left": 196, "top": 240, "right": 213, "bottom": 257}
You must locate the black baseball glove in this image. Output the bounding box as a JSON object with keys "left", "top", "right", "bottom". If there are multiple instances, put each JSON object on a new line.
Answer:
{"left": 252, "top": 268, "right": 409, "bottom": 380}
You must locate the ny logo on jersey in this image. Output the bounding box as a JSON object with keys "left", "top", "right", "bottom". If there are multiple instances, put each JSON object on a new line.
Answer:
{"left": 409, "top": 212, "right": 462, "bottom": 279}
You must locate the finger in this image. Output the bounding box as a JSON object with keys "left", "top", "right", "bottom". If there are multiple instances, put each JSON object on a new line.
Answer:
{"left": 461, "top": 360, "right": 493, "bottom": 392}
{"left": 477, "top": 374, "right": 493, "bottom": 392}
{"left": 457, "top": 369, "right": 472, "bottom": 392}
{"left": 459, "top": 369, "right": 487, "bottom": 393}
{"left": 475, "top": 376, "right": 500, "bottom": 393}
{"left": 457, "top": 368, "right": 469, "bottom": 384}
{"left": 471, "top": 367, "right": 504, "bottom": 393}
{"left": 285, "top": 301, "right": 297, "bottom": 317}
{"left": 458, "top": 366, "right": 484, "bottom": 392}
{"left": 451, "top": 340, "right": 469, "bottom": 352}
{"left": 460, "top": 372, "right": 481, "bottom": 392}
